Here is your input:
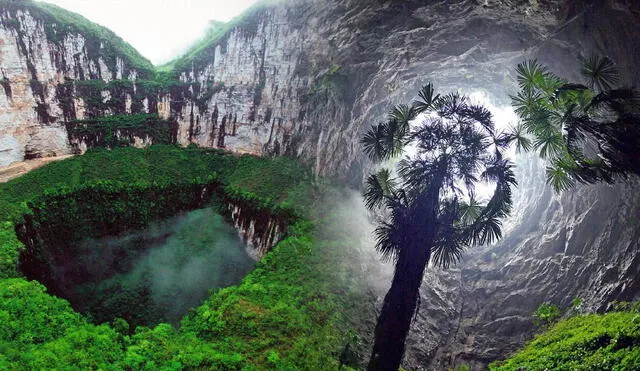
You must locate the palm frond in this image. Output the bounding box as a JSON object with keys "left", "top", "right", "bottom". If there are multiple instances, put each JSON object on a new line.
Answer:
{"left": 413, "top": 83, "right": 440, "bottom": 114}
{"left": 551, "top": 83, "right": 589, "bottom": 103}
{"left": 585, "top": 88, "right": 640, "bottom": 114}
{"left": 516, "top": 59, "right": 549, "bottom": 93}
{"left": 580, "top": 55, "right": 619, "bottom": 92}
{"left": 431, "top": 234, "right": 466, "bottom": 269}
{"left": 361, "top": 123, "right": 388, "bottom": 161}
{"left": 361, "top": 119, "right": 408, "bottom": 162}
{"left": 437, "top": 92, "right": 467, "bottom": 118}
{"left": 462, "top": 104, "right": 494, "bottom": 135}
{"left": 363, "top": 169, "right": 397, "bottom": 210}
{"left": 399, "top": 157, "right": 441, "bottom": 194}
{"left": 389, "top": 104, "right": 417, "bottom": 128}
{"left": 511, "top": 89, "right": 544, "bottom": 118}
{"left": 374, "top": 222, "right": 402, "bottom": 263}
{"left": 481, "top": 158, "right": 516, "bottom": 185}
{"left": 533, "top": 130, "right": 565, "bottom": 159}
{"left": 504, "top": 123, "right": 533, "bottom": 153}
{"left": 465, "top": 194, "right": 509, "bottom": 246}
{"left": 539, "top": 73, "right": 565, "bottom": 96}
{"left": 546, "top": 165, "right": 575, "bottom": 192}
{"left": 459, "top": 197, "right": 483, "bottom": 226}
{"left": 475, "top": 216, "right": 504, "bottom": 245}
{"left": 385, "top": 119, "right": 409, "bottom": 156}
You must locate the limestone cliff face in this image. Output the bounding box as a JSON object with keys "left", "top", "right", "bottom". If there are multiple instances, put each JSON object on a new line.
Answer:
{"left": 0, "top": 1, "right": 159, "bottom": 166}
{"left": 168, "top": 1, "right": 360, "bottom": 179}
{"left": 227, "top": 201, "right": 284, "bottom": 260}
{"left": 169, "top": 0, "right": 564, "bottom": 183}
{"left": 1, "top": 0, "right": 640, "bottom": 369}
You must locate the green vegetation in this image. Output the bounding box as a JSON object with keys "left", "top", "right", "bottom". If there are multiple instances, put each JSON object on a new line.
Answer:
{"left": 67, "top": 113, "right": 171, "bottom": 148}
{"left": 0, "top": 145, "right": 309, "bottom": 278}
{"left": 491, "top": 309, "right": 640, "bottom": 370}
{"left": 0, "top": 145, "right": 368, "bottom": 369}
{"left": 532, "top": 302, "right": 560, "bottom": 328}
{"left": 160, "top": 3, "right": 269, "bottom": 74}
{"left": 0, "top": 0, "right": 154, "bottom": 78}
{"left": 508, "top": 56, "right": 640, "bottom": 191}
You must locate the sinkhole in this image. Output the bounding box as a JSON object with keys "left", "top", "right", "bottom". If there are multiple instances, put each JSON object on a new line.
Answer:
{"left": 18, "top": 201, "right": 256, "bottom": 328}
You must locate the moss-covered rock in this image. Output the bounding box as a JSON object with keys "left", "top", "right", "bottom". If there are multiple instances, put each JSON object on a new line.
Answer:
{"left": 491, "top": 311, "right": 640, "bottom": 370}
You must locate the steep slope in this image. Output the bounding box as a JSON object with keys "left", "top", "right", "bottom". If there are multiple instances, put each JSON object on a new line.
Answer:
{"left": 0, "top": 0, "right": 164, "bottom": 166}
{"left": 1, "top": 0, "right": 639, "bottom": 369}
{"left": 165, "top": 0, "right": 562, "bottom": 183}
{"left": 490, "top": 309, "right": 640, "bottom": 370}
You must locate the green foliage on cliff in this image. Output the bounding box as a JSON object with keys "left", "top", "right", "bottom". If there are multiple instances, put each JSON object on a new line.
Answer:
{"left": 509, "top": 57, "right": 640, "bottom": 191}
{"left": 0, "top": 278, "right": 124, "bottom": 369}
{"left": 0, "top": 146, "right": 310, "bottom": 271}
{"left": 0, "top": 146, "right": 363, "bottom": 369}
{"left": 491, "top": 310, "right": 640, "bottom": 370}
{"left": 533, "top": 302, "right": 560, "bottom": 328}
{"left": 0, "top": 223, "right": 22, "bottom": 279}
{"left": 0, "top": 0, "right": 153, "bottom": 78}
{"left": 68, "top": 114, "right": 172, "bottom": 148}
{"left": 160, "top": 2, "right": 269, "bottom": 75}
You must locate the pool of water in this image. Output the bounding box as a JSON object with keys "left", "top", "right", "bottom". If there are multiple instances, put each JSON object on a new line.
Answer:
{"left": 61, "top": 207, "right": 254, "bottom": 327}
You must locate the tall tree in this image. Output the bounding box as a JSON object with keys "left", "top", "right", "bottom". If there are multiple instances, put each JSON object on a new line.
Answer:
{"left": 362, "top": 84, "right": 517, "bottom": 370}
{"left": 508, "top": 56, "right": 640, "bottom": 191}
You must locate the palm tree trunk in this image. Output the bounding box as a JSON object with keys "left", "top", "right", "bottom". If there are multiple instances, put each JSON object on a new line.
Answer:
{"left": 367, "top": 186, "right": 441, "bottom": 371}
{"left": 367, "top": 241, "right": 431, "bottom": 370}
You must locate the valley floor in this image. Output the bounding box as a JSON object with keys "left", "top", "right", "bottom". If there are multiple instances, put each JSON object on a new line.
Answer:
{"left": 0, "top": 155, "right": 74, "bottom": 183}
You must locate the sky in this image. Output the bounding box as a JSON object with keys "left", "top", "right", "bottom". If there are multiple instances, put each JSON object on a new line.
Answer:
{"left": 38, "top": 0, "right": 260, "bottom": 65}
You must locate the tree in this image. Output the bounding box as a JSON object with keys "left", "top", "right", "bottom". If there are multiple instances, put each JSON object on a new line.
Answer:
{"left": 508, "top": 56, "right": 640, "bottom": 191}
{"left": 361, "top": 84, "right": 517, "bottom": 370}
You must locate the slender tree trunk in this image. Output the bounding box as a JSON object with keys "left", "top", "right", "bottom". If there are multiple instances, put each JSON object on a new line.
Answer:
{"left": 367, "top": 186, "right": 441, "bottom": 371}
{"left": 367, "top": 241, "right": 431, "bottom": 370}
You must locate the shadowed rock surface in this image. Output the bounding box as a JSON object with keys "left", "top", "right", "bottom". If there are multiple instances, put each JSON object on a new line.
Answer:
{"left": 1, "top": 0, "right": 639, "bottom": 369}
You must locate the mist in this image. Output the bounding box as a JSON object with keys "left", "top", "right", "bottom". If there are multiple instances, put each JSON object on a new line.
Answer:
{"left": 69, "top": 207, "right": 254, "bottom": 326}
{"left": 314, "top": 188, "right": 394, "bottom": 298}
{"left": 38, "top": 0, "right": 261, "bottom": 64}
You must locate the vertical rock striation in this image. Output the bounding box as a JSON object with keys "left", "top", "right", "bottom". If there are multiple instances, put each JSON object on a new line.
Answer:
{"left": 1, "top": 0, "right": 639, "bottom": 368}
{"left": 0, "top": 1, "right": 160, "bottom": 166}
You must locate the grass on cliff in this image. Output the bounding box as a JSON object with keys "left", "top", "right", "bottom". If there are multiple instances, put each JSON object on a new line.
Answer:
{"left": 0, "top": 0, "right": 155, "bottom": 77}
{"left": 490, "top": 310, "right": 640, "bottom": 370}
{"left": 158, "top": 2, "right": 269, "bottom": 74}
{"left": 0, "top": 145, "right": 367, "bottom": 369}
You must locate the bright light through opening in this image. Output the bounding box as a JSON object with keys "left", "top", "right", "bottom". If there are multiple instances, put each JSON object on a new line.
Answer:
{"left": 399, "top": 90, "right": 520, "bottom": 202}
{"left": 467, "top": 91, "right": 520, "bottom": 201}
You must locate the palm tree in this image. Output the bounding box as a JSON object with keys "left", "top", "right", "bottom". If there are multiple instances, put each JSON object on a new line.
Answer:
{"left": 508, "top": 56, "right": 640, "bottom": 191}
{"left": 362, "top": 84, "right": 517, "bottom": 370}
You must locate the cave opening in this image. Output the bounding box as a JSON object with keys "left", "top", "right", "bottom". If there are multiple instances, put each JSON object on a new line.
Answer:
{"left": 17, "top": 189, "right": 256, "bottom": 329}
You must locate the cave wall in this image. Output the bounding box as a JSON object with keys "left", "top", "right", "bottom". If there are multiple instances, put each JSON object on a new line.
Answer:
{"left": 227, "top": 200, "right": 285, "bottom": 260}
{"left": 403, "top": 2, "right": 640, "bottom": 369}
{"left": 1, "top": 0, "right": 640, "bottom": 369}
